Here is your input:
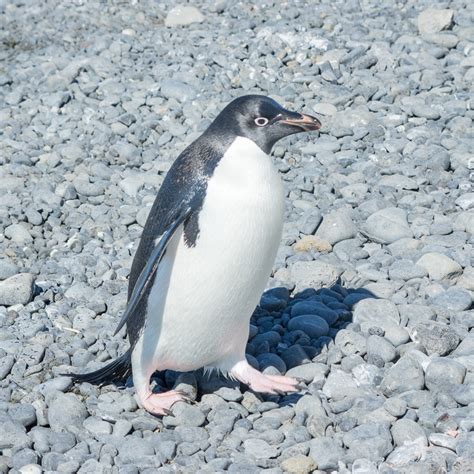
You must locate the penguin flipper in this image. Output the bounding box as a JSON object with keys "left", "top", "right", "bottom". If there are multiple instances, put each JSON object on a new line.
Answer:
{"left": 65, "top": 349, "right": 132, "bottom": 386}
{"left": 113, "top": 207, "right": 192, "bottom": 337}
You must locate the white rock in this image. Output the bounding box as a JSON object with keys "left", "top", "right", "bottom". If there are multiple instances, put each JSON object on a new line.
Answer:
{"left": 0, "top": 273, "right": 35, "bottom": 306}
{"left": 416, "top": 252, "right": 462, "bottom": 280}
{"left": 165, "top": 5, "right": 204, "bottom": 27}
{"left": 418, "top": 8, "right": 454, "bottom": 34}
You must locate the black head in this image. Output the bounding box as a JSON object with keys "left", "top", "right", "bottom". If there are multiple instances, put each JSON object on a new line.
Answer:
{"left": 205, "top": 95, "right": 321, "bottom": 154}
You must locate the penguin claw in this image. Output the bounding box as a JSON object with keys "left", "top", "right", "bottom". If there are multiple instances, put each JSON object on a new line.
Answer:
{"left": 138, "top": 389, "right": 191, "bottom": 416}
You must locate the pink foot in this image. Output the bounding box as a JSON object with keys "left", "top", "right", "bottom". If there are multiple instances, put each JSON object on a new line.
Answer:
{"left": 230, "top": 361, "right": 301, "bottom": 395}
{"left": 137, "top": 389, "right": 190, "bottom": 416}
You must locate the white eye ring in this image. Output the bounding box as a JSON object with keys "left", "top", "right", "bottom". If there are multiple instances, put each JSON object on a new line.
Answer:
{"left": 254, "top": 117, "right": 269, "bottom": 127}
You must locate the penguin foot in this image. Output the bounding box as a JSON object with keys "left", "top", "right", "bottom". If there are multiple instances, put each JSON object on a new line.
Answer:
{"left": 230, "top": 360, "right": 300, "bottom": 395}
{"left": 138, "top": 390, "right": 190, "bottom": 416}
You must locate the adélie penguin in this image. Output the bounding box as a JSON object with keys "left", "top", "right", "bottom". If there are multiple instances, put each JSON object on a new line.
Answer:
{"left": 68, "top": 95, "right": 321, "bottom": 415}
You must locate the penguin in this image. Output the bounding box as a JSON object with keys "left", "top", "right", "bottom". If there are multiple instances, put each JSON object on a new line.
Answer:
{"left": 69, "top": 95, "right": 321, "bottom": 415}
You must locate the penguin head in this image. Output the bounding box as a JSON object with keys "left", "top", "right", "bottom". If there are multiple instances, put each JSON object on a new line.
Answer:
{"left": 208, "top": 95, "right": 321, "bottom": 154}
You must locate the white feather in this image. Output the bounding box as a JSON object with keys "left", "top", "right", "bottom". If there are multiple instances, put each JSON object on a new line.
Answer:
{"left": 132, "top": 137, "right": 285, "bottom": 388}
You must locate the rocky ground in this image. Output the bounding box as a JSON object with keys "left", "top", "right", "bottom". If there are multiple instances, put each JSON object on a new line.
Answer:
{"left": 1, "top": 0, "right": 473, "bottom": 472}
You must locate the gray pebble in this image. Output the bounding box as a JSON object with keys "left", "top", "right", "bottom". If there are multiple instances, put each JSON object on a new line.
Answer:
{"left": 425, "top": 358, "right": 466, "bottom": 391}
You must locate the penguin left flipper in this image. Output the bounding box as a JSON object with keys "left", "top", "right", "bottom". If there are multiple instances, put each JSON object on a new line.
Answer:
{"left": 113, "top": 206, "right": 192, "bottom": 338}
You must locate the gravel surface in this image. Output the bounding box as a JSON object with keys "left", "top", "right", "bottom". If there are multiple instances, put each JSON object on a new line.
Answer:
{"left": 1, "top": 0, "right": 473, "bottom": 472}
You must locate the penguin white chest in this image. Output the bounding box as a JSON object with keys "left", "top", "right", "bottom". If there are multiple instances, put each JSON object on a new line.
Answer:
{"left": 139, "top": 137, "right": 285, "bottom": 373}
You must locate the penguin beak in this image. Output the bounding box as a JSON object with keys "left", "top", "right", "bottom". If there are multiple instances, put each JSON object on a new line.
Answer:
{"left": 278, "top": 113, "right": 321, "bottom": 131}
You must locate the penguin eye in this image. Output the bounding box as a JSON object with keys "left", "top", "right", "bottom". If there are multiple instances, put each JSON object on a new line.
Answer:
{"left": 254, "top": 117, "right": 269, "bottom": 127}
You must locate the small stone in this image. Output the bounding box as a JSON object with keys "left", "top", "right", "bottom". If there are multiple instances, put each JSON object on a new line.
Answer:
{"left": 416, "top": 252, "right": 462, "bottom": 280}
{"left": 280, "top": 455, "right": 316, "bottom": 474}
{"left": 164, "top": 402, "right": 205, "bottom": 427}
{"left": 288, "top": 315, "right": 329, "bottom": 339}
{"left": 5, "top": 224, "right": 33, "bottom": 243}
{"left": 0, "top": 258, "right": 20, "bottom": 280}
{"left": 243, "top": 438, "right": 278, "bottom": 459}
{"left": 165, "top": 5, "right": 204, "bottom": 27}
{"left": 425, "top": 358, "right": 466, "bottom": 391}
{"left": 287, "top": 261, "right": 342, "bottom": 290}
{"left": 0, "top": 414, "right": 31, "bottom": 449}
{"left": 456, "top": 193, "right": 474, "bottom": 210}
{"left": 418, "top": 8, "right": 454, "bottom": 34}
{"left": 309, "top": 438, "right": 345, "bottom": 470}
{"left": 389, "top": 259, "right": 428, "bottom": 280}
{"left": 8, "top": 404, "right": 36, "bottom": 428}
{"left": 83, "top": 417, "right": 112, "bottom": 436}
{"left": 343, "top": 423, "right": 393, "bottom": 461}
{"left": 353, "top": 299, "right": 399, "bottom": 331}
{"left": 380, "top": 356, "right": 424, "bottom": 396}
{"left": 363, "top": 207, "right": 412, "bottom": 244}
{"left": 335, "top": 329, "right": 367, "bottom": 356}
{"left": 429, "top": 287, "right": 472, "bottom": 312}
{"left": 366, "top": 335, "right": 396, "bottom": 364}
{"left": 293, "top": 235, "right": 332, "bottom": 253}
{"left": 384, "top": 398, "right": 407, "bottom": 417}
{"left": 391, "top": 419, "right": 427, "bottom": 447}
{"left": 48, "top": 393, "right": 88, "bottom": 431}
{"left": 0, "top": 273, "right": 35, "bottom": 306}
{"left": 412, "top": 321, "right": 460, "bottom": 356}
{"left": 286, "top": 363, "right": 327, "bottom": 384}
{"left": 315, "top": 208, "right": 357, "bottom": 245}
{"left": 160, "top": 79, "right": 196, "bottom": 102}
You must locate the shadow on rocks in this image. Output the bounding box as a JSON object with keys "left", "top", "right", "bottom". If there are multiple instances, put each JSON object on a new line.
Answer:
{"left": 155, "top": 280, "right": 377, "bottom": 409}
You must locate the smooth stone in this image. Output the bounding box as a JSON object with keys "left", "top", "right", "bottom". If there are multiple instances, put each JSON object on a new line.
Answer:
{"left": 363, "top": 207, "right": 412, "bottom": 244}
{"left": 343, "top": 423, "right": 393, "bottom": 461}
{"left": 286, "top": 363, "right": 327, "bottom": 384}
{"left": 47, "top": 393, "right": 88, "bottom": 431}
{"left": 366, "top": 335, "right": 396, "bottom": 364}
{"left": 280, "top": 455, "right": 316, "bottom": 474}
{"left": 165, "top": 5, "right": 204, "bottom": 27}
{"left": 418, "top": 8, "right": 454, "bottom": 34}
{"left": 243, "top": 438, "right": 278, "bottom": 459}
{"left": 391, "top": 419, "right": 428, "bottom": 447}
{"left": 389, "top": 259, "right": 428, "bottom": 280}
{"left": 0, "top": 273, "right": 35, "bottom": 306}
{"left": 380, "top": 357, "right": 424, "bottom": 396}
{"left": 416, "top": 252, "right": 462, "bottom": 280}
{"left": 315, "top": 208, "right": 357, "bottom": 245}
{"left": 429, "top": 287, "right": 472, "bottom": 312}
{"left": 5, "top": 223, "right": 33, "bottom": 243}
{"left": 425, "top": 358, "right": 466, "bottom": 391}
{"left": 287, "top": 315, "right": 329, "bottom": 339}
{"left": 0, "top": 258, "right": 20, "bottom": 280}
{"left": 309, "top": 438, "right": 345, "bottom": 470}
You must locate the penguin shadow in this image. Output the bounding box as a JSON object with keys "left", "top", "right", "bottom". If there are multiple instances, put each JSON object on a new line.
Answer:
{"left": 154, "top": 281, "right": 377, "bottom": 410}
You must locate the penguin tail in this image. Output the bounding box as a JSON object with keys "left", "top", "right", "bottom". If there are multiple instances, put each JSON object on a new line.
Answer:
{"left": 64, "top": 349, "right": 132, "bottom": 386}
